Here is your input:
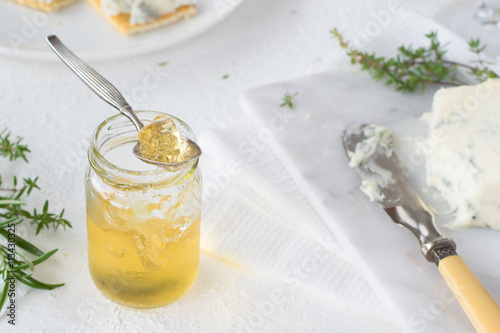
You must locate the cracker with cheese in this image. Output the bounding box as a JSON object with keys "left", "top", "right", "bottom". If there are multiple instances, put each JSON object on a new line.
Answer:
{"left": 87, "top": 0, "right": 197, "bottom": 35}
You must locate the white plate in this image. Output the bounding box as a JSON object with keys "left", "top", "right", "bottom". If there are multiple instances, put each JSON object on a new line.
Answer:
{"left": 0, "top": 0, "right": 242, "bottom": 61}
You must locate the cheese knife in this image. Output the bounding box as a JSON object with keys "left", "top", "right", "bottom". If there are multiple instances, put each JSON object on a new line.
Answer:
{"left": 342, "top": 123, "right": 500, "bottom": 333}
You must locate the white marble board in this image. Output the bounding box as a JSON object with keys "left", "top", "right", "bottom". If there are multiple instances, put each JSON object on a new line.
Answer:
{"left": 242, "top": 67, "right": 500, "bottom": 333}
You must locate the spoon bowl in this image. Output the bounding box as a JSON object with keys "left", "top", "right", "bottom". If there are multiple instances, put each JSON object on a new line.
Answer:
{"left": 132, "top": 139, "right": 201, "bottom": 173}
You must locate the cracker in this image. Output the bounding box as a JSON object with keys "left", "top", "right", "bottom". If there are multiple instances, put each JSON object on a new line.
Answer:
{"left": 7, "top": 0, "right": 76, "bottom": 12}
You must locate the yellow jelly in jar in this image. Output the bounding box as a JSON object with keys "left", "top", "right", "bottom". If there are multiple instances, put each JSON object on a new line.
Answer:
{"left": 86, "top": 113, "right": 201, "bottom": 308}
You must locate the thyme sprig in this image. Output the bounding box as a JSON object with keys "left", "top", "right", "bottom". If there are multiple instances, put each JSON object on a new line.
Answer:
{"left": 0, "top": 130, "right": 72, "bottom": 313}
{"left": 331, "top": 29, "right": 498, "bottom": 93}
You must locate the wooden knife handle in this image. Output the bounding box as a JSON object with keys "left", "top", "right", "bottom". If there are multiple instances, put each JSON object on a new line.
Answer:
{"left": 438, "top": 255, "right": 500, "bottom": 332}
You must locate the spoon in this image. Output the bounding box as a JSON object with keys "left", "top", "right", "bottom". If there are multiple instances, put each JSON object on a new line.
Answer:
{"left": 45, "top": 35, "right": 202, "bottom": 171}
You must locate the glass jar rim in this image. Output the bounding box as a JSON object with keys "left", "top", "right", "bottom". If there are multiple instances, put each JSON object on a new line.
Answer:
{"left": 88, "top": 110, "right": 199, "bottom": 188}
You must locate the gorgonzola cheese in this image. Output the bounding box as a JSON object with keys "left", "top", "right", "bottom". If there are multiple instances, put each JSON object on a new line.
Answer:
{"left": 424, "top": 79, "right": 500, "bottom": 229}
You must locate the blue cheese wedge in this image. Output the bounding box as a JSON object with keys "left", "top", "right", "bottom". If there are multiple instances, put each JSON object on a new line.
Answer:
{"left": 424, "top": 79, "right": 500, "bottom": 229}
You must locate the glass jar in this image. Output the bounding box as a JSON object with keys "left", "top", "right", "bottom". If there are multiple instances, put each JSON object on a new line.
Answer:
{"left": 85, "top": 111, "right": 202, "bottom": 308}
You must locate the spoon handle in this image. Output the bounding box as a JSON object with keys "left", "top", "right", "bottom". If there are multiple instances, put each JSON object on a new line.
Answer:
{"left": 46, "top": 35, "right": 143, "bottom": 131}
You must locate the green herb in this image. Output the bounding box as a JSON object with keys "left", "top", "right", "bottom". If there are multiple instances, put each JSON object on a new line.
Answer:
{"left": 157, "top": 62, "right": 168, "bottom": 67}
{"left": 0, "top": 130, "right": 72, "bottom": 312}
{"left": 331, "top": 29, "right": 498, "bottom": 93}
{"left": 280, "top": 92, "right": 299, "bottom": 109}
{"left": 0, "top": 129, "right": 30, "bottom": 162}
{"left": 221, "top": 74, "right": 230, "bottom": 80}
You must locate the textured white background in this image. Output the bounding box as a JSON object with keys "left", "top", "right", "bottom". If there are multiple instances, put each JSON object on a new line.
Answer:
{"left": 0, "top": 0, "right": 492, "bottom": 332}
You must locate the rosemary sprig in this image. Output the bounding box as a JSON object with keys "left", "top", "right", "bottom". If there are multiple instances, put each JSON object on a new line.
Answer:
{"left": 0, "top": 176, "right": 40, "bottom": 199}
{"left": 0, "top": 130, "right": 72, "bottom": 313}
{"left": 331, "top": 29, "right": 498, "bottom": 93}
{"left": 280, "top": 92, "right": 299, "bottom": 109}
{"left": 23, "top": 201, "right": 71, "bottom": 235}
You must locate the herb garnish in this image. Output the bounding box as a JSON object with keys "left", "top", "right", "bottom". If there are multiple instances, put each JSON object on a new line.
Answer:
{"left": 280, "top": 92, "right": 299, "bottom": 109}
{"left": 0, "top": 129, "right": 30, "bottom": 162}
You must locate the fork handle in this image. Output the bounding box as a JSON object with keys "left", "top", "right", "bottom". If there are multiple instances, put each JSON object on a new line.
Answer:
{"left": 438, "top": 255, "right": 500, "bottom": 332}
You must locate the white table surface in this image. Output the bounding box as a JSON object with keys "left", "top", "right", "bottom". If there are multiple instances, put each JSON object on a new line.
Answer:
{"left": 0, "top": 0, "right": 494, "bottom": 332}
